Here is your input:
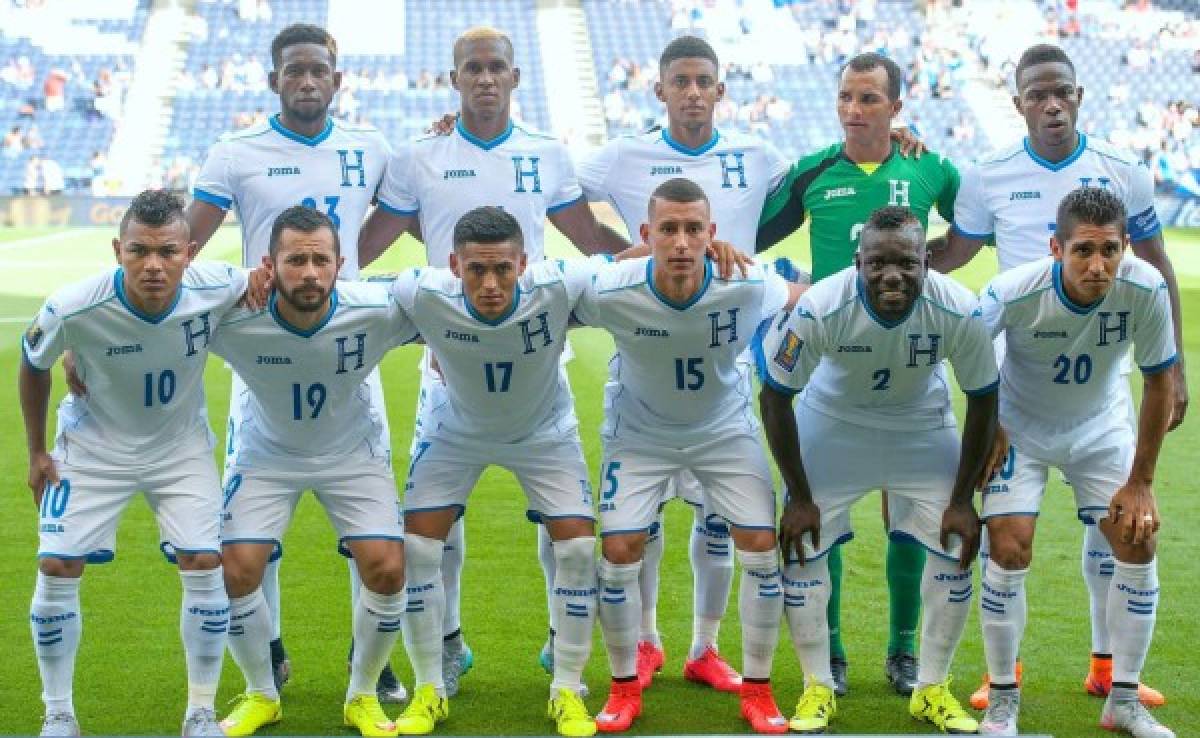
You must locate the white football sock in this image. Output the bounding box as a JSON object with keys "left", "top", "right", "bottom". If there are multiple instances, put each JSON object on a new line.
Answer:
{"left": 347, "top": 586, "right": 406, "bottom": 700}
{"left": 402, "top": 534, "right": 445, "bottom": 694}
{"left": 180, "top": 568, "right": 228, "bottom": 709}
{"left": 226, "top": 588, "right": 278, "bottom": 700}
{"left": 638, "top": 522, "right": 663, "bottom": 647}
{"left": 31, "top": 572, "right": 81, "bottom": 715}
{"left": 737, "top": 549, "right": 782, "bottom": 680}
{"left": 442, "top": 518, "right": 465, "bottom": 638}
{"left": 598, "top": 557, "right": 642, "bottom": 679}
{"left": 917, "top": 555, "right": 973, "bottom": 687}
{"left": 261, "top": 558, "right": 282, "bottom": 642}
{"left": 550, "top": 537, "right": 597, "bottom": 693}
{"left": 979, "top": 560, "right": 1027, "bottom": 685}
{"left": 1082, "top": 522, "right": 1115, "bottom": 654}
{"left": 538, "top": 523, "right": 557, "bottom": 635}
{"left": 783, "top": 557, "right": 833, "bottom": 688}
{"left": 1108, "top": 559, "right": 1159, "bottom": 685}
{"left": 347, "top": 557, "right": 362, "bottom": 609}
{"left": 690, "top": 510, "right": 733, "bottom": 659}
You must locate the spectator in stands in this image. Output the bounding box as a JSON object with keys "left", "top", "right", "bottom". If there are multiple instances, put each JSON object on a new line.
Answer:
{"left": 89, "top": 150, "right": 106, "bottom": 181}
{"left": 23, "top": 156, "right": 40, "bottom": 195}
{"left": 3, "top": 126, "right": 22, "bottom": 157}
{"left": 23, "top": 124, "right": 43, "bottom": 151}
{"left": 43, "top": 68, "right": 67, "bottom": 113}
{"left": 1125, "top": 40, "right": 1151, "bottom": 69}
{"left": 951, "top": 112, "right": 975, "bottom": 143}
{"left": 200, "top": 63, "right": 218, "bottom": 89}
{"left": 1192, "top": 49, "right": 1200, "bottom": 74}
{"left": 41, "top": 156, "right": 64, "bottom": 195}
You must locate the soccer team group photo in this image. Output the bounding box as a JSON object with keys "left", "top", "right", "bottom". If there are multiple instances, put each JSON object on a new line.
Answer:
{"left": 2, "top": 1, "right": 1197, "bottom": 737}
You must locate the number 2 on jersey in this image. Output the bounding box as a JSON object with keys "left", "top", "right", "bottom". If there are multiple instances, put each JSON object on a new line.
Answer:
{"left": 872, "top": 368, "right": 891, "bottom": 390}
{"left": 300, "top": 196, "right": 341, "bottom": 228}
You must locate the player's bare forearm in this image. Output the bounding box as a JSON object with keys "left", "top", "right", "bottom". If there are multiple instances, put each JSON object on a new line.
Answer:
{"left": 19, "top": 360, "right": 52, "bottom": 453}
{"left": 1129, "top": 369, "right": 1173, "bottom": 487}
{"left": 1132, "top": 233, "right": 1187, "bottom": 428}
{"left": 550, "top": 202, "right": 631, "bottom": 256}
{"left": 929, "top": 229, "right": 984, "bottom": 273}
{"left": 359, "top": 208, "right": 415, "bottom": 269}
{"left": 759, "top": 385, "right": 813, "bottom": 504}
{"left": 185, "top": 200, "right": 228, "bottom": 251}
{"left": 953, "top": 390, "right": 998, "bottom": 507}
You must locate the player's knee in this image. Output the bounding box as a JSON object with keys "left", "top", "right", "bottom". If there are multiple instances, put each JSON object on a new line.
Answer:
{"left": 1111, "top": 538, "right": 1156, "bottom": 565}
{"left": 600, "top": 534, "right": 645, "bottom": 565}
{"left": 730, "top": 527, "right": 776, "bottom": 554}
{"left": 552, "top": 535, "right": 596, "bottom": 572}
{"left": 221, "top": 558, "right": 264, "bottom": 598}
{"left": 38, "top": 556, "right": 83, "bottom": 578}
{"left": 987, "top": 535, "right": 1033, "bottom": 570}
{"left": 358, "top": 544, "right": 406, "bottom": 594}
{"left": 176, "top": 551, "right": 221, "bottom": 571}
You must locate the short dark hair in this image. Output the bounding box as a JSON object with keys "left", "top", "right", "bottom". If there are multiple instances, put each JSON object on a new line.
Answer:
{"left": 1055, "top": 187, "right": 1126, "bottom": 242}
{"left": 859, "top": 205, "right": 924, "bottom": 246}
{"left": 270, "top": 23, "right": 337, "bottom": 69}
{"left": 269, "top": 205, "right": 340, "bottom": 258}
{"left": 841, "top": 52, "right": 903, "bottom": 101}
{"left": 121, "top": 189, "right": 186, "bottom": 235}
{"left": 659, "top": 35, "right": 718, "bottom": 75}
{"left": 1014, "top": 43, "right": 1075, "bottom": 90}
{"left": 648, "top": 177, "right": 710, "bottom": 218}
{"left": 452, "top": 206, "right": 524, "bottom": 253}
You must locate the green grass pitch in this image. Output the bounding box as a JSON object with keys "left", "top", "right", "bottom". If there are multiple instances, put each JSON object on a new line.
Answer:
{"left": 0, "top": 224, "right": 1197, "bottom": 736}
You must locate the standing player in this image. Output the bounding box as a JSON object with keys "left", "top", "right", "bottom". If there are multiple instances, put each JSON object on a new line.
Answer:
{"left": 187, "top": 23, "right": 403, "bottom": 699}
{"left": 933, "top": 43, "right": 1183, "bottom": 708}
{"left": 357, "top": 25, "right": 629, "bottom": 697}
{"left": 19, "top": 191, "right": 249, "bottom": 736}
{"left": 385, "top": 207, "right": 626, "bottom": 737}
{"left": 756, "top": 51, "right": 961, "bottom": 697}
{"left": 211, "top": 207, "right": 416, "bottom": 738}
{"left": 574, "top": 179, "right": 804, "bottom": 734}
{"left": 975, "top": 189, "right": 1176, "bottom": 737}
{"left": 757, "top": 206, "right": 997, "bottom": 735}
{"left": 573, "top": 35, "right": 793, "bottom": 692}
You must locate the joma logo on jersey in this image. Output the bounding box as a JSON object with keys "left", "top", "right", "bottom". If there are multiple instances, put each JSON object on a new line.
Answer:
{"left": 1034, "top": 330, "right": 1068, "bottom": 339}
{"left": 824, "top": 187, "right": 856, "bottom": 200}
{"left": 634, "top": 327, "right": 670, "bottom": 337}
{"left": 1009, "top": 190, "right": 1041, "bottom": 200}
{"left": 444, "top": 329, "right": 479, "bottom": 343}
{"left": 837, "top": 345, "right": 872, "bottom": 353}
{"left": 39, "top": 523, "right": 64, "bottom": 533}
{"left": 443, "top": 169, "right": 477, "bottom": 179}
{"left": 268, "top": 166, "right": 301, "bottom": 177}
{"left": 651, "top": 165, "right": 683, "bottom": 176}
{"left": 106, "top": 343, "right": 143, "bottom": 356}
{"left": 256, "top": 355, "right": 293, "bottom": 365}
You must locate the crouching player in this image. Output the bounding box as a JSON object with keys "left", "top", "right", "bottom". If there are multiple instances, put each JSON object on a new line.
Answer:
{"left": 212, "top": 206, "right": 417, "bottom": 737}
{"left": 757, "top": 206, "right": 998, "bottom": 734}
{"left": 975, "top": 187, "right": 1177, "bottom": 738}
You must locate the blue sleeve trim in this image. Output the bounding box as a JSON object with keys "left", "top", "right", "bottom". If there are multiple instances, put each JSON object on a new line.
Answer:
{"left": 1140, "top": 354, "right": 1177, "bottom": 375}
{"left": 1128, "top": 206, "right": 1163, "bottom": 242}
{"left": 377, "top": 200, "right": 418, "bottom": 217}
{"left": 963, "top": 378, "right": 1000, "bottom": 396}
{"left": 547, "top": 194, "right": 586, "bottom": 215}
{"left": 21, "top": 343, "right": 50, "bottom": 374}
{"left": 192, "top": 188, "right": 232, "bottom": 210}
{"left": 951, "top": 222, "right": 992, "bottom": 240}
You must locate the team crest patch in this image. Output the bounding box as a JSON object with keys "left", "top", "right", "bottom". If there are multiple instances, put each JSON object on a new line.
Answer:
{"left": 24, "top": 319, "right": 44, "bottom": 350}
{"left": 773, "top": 329, "right": 803, "bottom": 372}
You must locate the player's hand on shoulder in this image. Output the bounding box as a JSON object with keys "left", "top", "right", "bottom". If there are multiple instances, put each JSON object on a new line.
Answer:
{"left": 614, "top": 243, "right": 651, "bottom": 261}
{"left": 1108, "top": 480, "right": 1160, "bottom": 546}
{"left": 62, "top": 349, "right": 86, "bottom": 397}
{"left": 940, "top": 501, "right": 981, "bottom": 571}
{"left": 28, "top": 450, "right": 59, "bottom": 503}
{"left": 891, "top": 126, "right": 926, "bottom": 158}
{"left": 778, "top": 496, "right": 821, "bottom": 565}
{"left": 240, "top": 264, "right": 274, "bottom": 310}
{"left": 707, "top": 239, "right": 753, "bottom": 279}
{"left": 427, "top": 112, "right": 457, "bottom": 136}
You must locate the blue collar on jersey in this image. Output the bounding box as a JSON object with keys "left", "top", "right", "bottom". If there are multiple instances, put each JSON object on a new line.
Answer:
{"left": 464, "top": 287, "right": 521, "bottom": 326}
{"left": 661, "top": 128, "right": 720, "bottom": 157}
{"left": 269, "top": 288, "right": 339, "bottom": 337}
{"left": 646, "top": 258, "right": 712, "bottom": 310}
{"left": 856, "top": 274, "right": 918, "bottom": 329}
{"left": 270, "top": 114, "right": 334, "bottom": 147}
{"left": 456, "top": 118, "right": 514, "bottom": 150}
{"left": 1051, "top": 261, "right": 1105, "bottom": 315}
{"left": 1023, "top": 132, "right": 1087, "bottom": 172}
{"left": 114, "top": 268, "right": 183, "bottom": 324}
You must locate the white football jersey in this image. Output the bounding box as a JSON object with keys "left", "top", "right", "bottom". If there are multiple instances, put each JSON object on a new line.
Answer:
{"left": 193, "top": 115, "right": 390, "bottom": 277}
{"left": 573, "top": 259, "right": 791, "bottom": 445}
{"left": 390, "top": 258, "right": 602, "bottom": 443}
{"left": 577, "top": 128, "right": 790, "bottom": 255}
{"left": 211, "top": 282, "right": 418, "bottom": 466}
{"left": 953, "top": 134, "right": 1162, "bottom": 272}
{"left": 980, "top": 255, "right": 1175, "bottom": 428}
{"left": 22, "top": 263, "right": 247, "bottom": 464}
{"left": 759, "top": 268, "right": 998, "bottom": 431}
{"left": 377, "top": 120, "right": 583, "bottom": 266}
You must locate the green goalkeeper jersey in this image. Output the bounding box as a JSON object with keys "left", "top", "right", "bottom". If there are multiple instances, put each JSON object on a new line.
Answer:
{"left": 756, "top": 142, "right": 960, "bottom": 282}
